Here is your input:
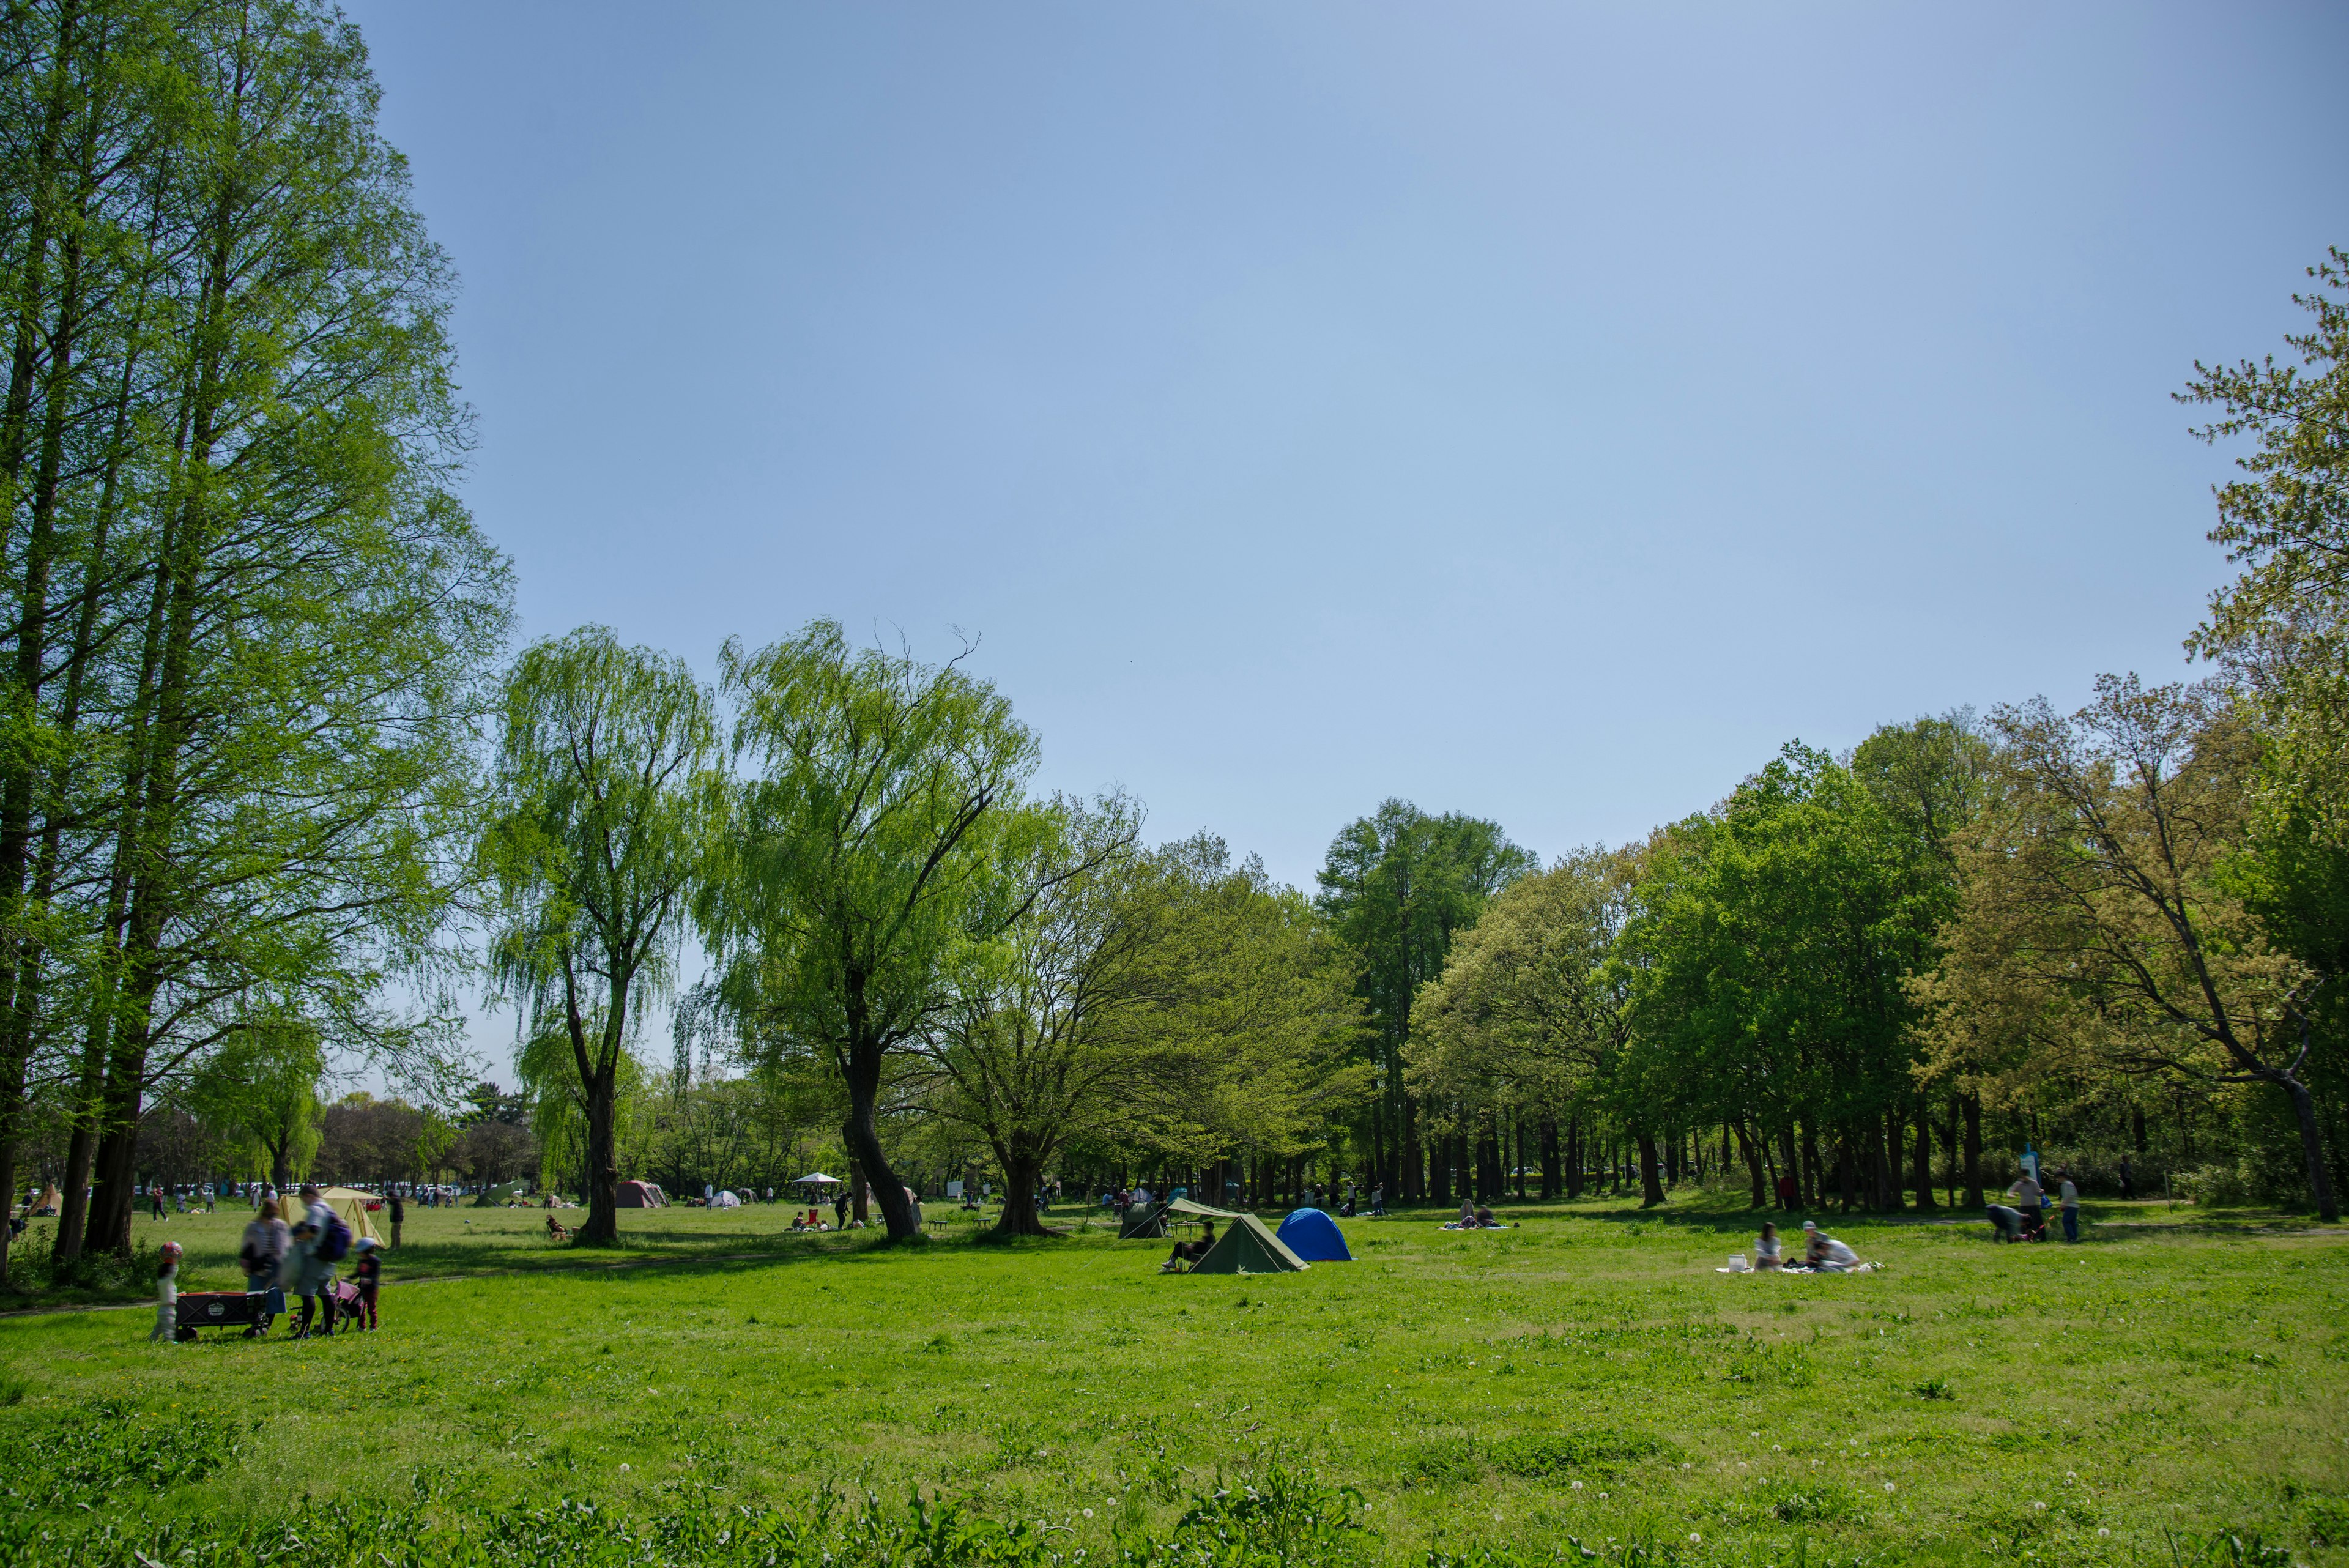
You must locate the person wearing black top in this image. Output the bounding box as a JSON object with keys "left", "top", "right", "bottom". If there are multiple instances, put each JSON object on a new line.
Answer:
{"left": 388, "top": 1191, "right": 404, "bottom": 1248}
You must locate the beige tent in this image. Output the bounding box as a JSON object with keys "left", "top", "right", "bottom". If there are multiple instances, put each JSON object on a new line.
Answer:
{"left": 314, "top": 1187, "right": 385, "bottom": 1245}
{"left": 29, "top": 1184, "right": 60, "bottom": 1217}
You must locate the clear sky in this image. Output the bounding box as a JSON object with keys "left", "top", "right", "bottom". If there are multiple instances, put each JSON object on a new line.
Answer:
{"left": 349, "top": 1, "right": 2345, "bottom": 896}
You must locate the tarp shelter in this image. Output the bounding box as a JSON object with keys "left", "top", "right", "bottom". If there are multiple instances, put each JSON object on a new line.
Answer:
{"left": 1186, "top": 1211, "right": 1308, "bottom": 1275}
{"left": 1122, "top": 1195, "right": 1238, "bottom": 1240}
{"left": 1274, "top": 1208, "right": 1352, "bottom": 1262}
{"left": 314, "top": 1187, "right": 385, "bottom": 1245}
{"left": 793, "top": 1173, "right": 842, "bottom": 1186}
{"left": 29, "top": 1184, "right": 60, "bottom": 1216}
{"left": 474, "top": 1180, "right": 527, "bottom": 1208}
{"left": 618, "top": 1180, "right": 667, "bottom": 1208}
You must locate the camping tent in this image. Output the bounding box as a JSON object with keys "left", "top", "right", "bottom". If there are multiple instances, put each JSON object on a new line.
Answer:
{"left": 617, "top": 1180, "right": 667, "bottom": 1208}
{"left": 1186, "top": 1211, "right": 1308, "bottom": 1275}
{"left": 315, "top": 1187, "right": 385, "bottom": 1245}
{"left": 792, "top": 1173, "right": 842, "bottom": 1186}
{"left": 710, "top": 1189, "right": 742, "bottom": 1209}
{"left": 473, "top": 1180, "right": 528, "bottom": 1208}
{"left": 1274, "top": 1208, "right": 1352, "bottom": 1262}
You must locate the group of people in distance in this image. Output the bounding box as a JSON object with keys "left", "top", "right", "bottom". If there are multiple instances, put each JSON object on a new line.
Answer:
{"left": 1986, "top": 1167, "right": 2081, "bottom": 1243}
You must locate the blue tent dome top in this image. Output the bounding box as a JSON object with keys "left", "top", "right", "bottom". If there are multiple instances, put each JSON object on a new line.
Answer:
{"left": 1273, "top": 1206, "right": 1353, "bottom": 1262}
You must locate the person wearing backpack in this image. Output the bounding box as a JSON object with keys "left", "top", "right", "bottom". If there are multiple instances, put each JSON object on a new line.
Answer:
{"left": 290, "top": 1183, "right": 344, "bottom": 1339}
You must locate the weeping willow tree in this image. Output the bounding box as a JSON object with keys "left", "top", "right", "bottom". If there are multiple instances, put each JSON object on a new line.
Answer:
{"left": 186, "top": 1017, "right": 324, "bottom": 1191}
{"left": 480, "top": 626, "right": 720, "bottom": 1241}
{"left": 518, "top": 1022, "right": 654, "bottom": 1200}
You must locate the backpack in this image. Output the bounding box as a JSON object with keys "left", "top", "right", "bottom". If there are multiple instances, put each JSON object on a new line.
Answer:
{"left": 317, "top": 1211, "right": 352, "bottom": 1263}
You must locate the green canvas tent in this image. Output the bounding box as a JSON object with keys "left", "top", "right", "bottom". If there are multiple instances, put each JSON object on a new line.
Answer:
{"left": 1184, "top": 1211, "right": 1308, "bottom": 1275}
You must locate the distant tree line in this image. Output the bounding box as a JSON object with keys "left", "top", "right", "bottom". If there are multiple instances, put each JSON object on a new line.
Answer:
{"left": 0, "top": 1, "right": 2337, "bottom": 1292}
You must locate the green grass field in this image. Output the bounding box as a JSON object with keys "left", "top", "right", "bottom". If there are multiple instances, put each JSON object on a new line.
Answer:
{"left": 2, "top": 1195, "right": 2343, "bottom": 1567}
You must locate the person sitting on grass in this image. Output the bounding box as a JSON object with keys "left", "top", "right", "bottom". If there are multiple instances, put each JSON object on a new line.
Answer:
{"left": 546, "top": 1212, "right": 573, "bottom": 1243}
{"left": 1159, "top": 1219, "right": 1216, "bottom": 1273}
{"left": 1800, "top": 1220, "right": 1860, "bottom": 1272}
{"left": 1755, "top": 1222, "right": 1783, "bottom": 1269}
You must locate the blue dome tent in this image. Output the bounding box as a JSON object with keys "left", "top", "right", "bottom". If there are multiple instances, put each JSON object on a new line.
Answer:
{"left": 1274, "top": 1207, "right": 1352, "bottom": 1262}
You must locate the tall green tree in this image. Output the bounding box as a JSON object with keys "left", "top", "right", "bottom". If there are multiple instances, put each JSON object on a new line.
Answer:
{"left": 1918, "top": 679, "right": 2335, "bottom": 1221}
{"left": 0, "top": 0, "right": 510, "bottom": 1271}
{"left": 1409, "top": 845, "right": 1641, "bottom": 1203}
{"left": 2180, "top": 248, "right": 2349, "bottom": 1194}
{"left": 1620, "top": 745, "right": 1944, "bottom": 1212}
{"left": 697, "top": 622, "right": 1055, "bottom": 1243}
{"left": 1316, "top": 801, "right": 1533, "bottom": 1202}
{"left": 481, "top": 628, "right": 719, "bottom": 1246}
{"left": 918, "top": 795, "right": 1147, "bottom": 1236}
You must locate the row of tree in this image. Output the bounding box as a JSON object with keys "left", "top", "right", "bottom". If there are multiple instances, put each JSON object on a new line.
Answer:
{"left": 1, "top": 2, "right": 2337, "bottom": 1287}
{"left": 0, "top": 0, "right": 506, "bottom": 1280}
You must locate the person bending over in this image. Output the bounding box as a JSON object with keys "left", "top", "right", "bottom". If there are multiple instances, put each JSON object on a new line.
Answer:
{"left": 1160, "top": 1219, "right": 1216, "bottom": 1273}
{"left": 1800, "top": 1220, "right": 1860, "bottom": 1272}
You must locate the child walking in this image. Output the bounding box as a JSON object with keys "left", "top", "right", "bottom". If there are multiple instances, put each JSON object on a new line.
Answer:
{"left": 150, "top": 1240, "right": 182, "bottom": 1343}
{"left": 351, "top": 1238, "right": 382, "bottom": 1330}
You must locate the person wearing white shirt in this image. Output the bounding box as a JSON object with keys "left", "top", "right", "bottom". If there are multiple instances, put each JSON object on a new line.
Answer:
{"left": 1800, "top": 1220, "right": 1860, "bottom": 1271}
{"left": 2055, "top": 1170, "right": 2080, "bottom": 1243}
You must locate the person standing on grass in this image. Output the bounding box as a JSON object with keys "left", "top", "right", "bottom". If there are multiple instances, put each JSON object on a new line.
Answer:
{"left": 150, "top": 1241, "right": 182, "bottom": 1342}
{"left": 388, "top": 1190, "right": 404, "bottom": 1249}
{"left": 291, "top": 1183, "right": 340, "bottom": 1339}
{"left": 2008, "top": 1169, "right": 2044, "bottom": 1233}
{"left": 2118, "top": 1156, "right": 2136, "bottom": 1200}
{"left": 2057, "top": 1170, "right": 2080, "bottom": 1243}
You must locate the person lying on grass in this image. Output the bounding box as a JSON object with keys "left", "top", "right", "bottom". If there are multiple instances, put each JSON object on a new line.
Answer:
{"left": 1800, "top": 1221, "right": 1860, "bottom": 1272}
{"left": 1160, "top": 1219, "right": 1215, "bottom": 1273}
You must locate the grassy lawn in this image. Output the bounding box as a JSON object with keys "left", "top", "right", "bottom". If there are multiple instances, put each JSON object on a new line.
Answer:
{"left": 1, "top": 1195, "right": 2343, "bottom": 1566}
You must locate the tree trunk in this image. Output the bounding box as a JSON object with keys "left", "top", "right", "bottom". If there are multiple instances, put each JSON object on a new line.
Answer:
{"left": 1636, "top": 1130, "right": 1665, "bottom": 1208}
{"left": 1961, "top": 1093, "right": 1984, "bottom": 1208}
{"left": 1565, "top": 1116, "right": 1583, "bottom": 1200}
{"left": 1912, "top": 1094, "right": 1937, "bottom": 1210}
{"left": 577, "top": 1066, "right": 619, "bottom": 1244}
{"left": 1735, "top": 1120, "right": 1765, "bottom": 1208}
{"left": 2275, "top": 1073, "right": 2339, "bottom": 1223}
{"left": 1779, "top": 1125, "right": 1800, "bottom": 1208}
{"left": 1540, "top": 1117, "right": 1559, "bottom": 1199}
{"left": 995, "top": 1144, "right": 1045, "bottom": 1236}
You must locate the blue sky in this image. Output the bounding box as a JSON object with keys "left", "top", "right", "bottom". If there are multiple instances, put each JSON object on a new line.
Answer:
{"left": 350, "top": 1, "right": 2345, "bottom": 898}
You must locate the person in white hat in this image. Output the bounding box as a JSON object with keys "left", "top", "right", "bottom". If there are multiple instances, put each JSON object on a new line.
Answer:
{"left": 1801, "top": 1220, "right": 1860, "bottom": 1272}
